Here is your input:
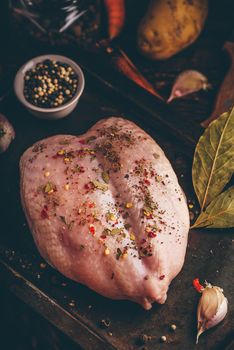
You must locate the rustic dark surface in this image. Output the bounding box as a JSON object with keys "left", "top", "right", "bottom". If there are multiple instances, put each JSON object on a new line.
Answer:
{"left": 0, "top": 1, "right": 233, "bottom": 350}
{"left": 0, "top": 286, "right": 82, "bottom": 350}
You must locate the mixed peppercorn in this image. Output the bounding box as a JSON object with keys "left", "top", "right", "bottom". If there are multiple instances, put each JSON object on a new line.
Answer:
{"left": 23, "top": 59, "right": 78, "bottom": 108}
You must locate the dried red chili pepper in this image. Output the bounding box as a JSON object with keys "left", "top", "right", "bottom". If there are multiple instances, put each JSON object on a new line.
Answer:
{"left": 193, "top": 278, "right": 204, "bottom": 293}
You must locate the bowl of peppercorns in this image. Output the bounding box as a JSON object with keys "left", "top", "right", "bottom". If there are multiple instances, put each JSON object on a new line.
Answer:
{"left": 14, "top": 54, "right": 85, "bottom": 120}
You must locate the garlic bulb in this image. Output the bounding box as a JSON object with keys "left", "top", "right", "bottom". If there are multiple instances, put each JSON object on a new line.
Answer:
{"left": 196, "top": 281, "right": 228, "bottom": 344}
{"left": 0, "top": 113, "right": 15, "bottom": 153}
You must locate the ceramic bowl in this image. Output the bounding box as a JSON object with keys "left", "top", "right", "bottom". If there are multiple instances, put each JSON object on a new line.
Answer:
{"left": 14, "top": 54, "right": 85, "bottom": 120}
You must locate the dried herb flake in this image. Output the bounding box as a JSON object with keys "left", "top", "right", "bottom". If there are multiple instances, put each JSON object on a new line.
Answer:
{"left": 44, "top": 182, "right": 55, "bottom": 194}
{"left": 102, "top": 171, "right": 109, "bottom": 184}
{"left": 92, "top": 180, "right": 108, "bottom": 192}
{"left": 59, "top": 139, "right": 70, "bottom": 145}
{"left": 116, "top": 248, "right": 122, "bottom": 260}
{"left": 110, "top": 228, "right": 123, "bottom": 236}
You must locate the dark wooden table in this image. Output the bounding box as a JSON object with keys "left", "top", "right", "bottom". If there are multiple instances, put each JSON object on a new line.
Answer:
{"left": 0, "top": 1, "right": 233, "bottom": 350}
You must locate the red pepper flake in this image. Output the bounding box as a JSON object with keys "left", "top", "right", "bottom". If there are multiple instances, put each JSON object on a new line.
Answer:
{"left": 193, "top": 278, "right": 204, "bottom": 293}
{"left": 79, "top": 139, "right": 86, "bottom": 144}
{"left": 89, "top": 224, "right": 95, "bottom": 235}
{"left": 148, "top": 232, "right": 157, "bottom": 238}
{"left": 100, "top": 235, "right": 107, "bottom": 239}
{"left": 88, "top": 202, "right": 95, "bottom": 208}
{"left": 52, "top": 149, "right": 65, "bottom": 159}
{"left": 141, "top": 238, "right": 147, "bottom": 244}
{"left": 145, "top": 213, "right": 153, "bottom": 219}
{"left": 41, "top": 208, "right": 49, "bottom": 219}
{"left": 159, "top": 275, "right": 165, "bottom": 280}
{"left": 160, "top": 220, "right": 166, "bottom": 225}
{"left": 77, "top": 149, "right": 87, "bottom": 157}
{"left": 84, "top": 182, "right": 94, "bottom": 192}
{"left": 74, "top": 165, "right": 85, "bottom": 173}
{"left": 144, "top": 179, "right": 151, "bottom": 185}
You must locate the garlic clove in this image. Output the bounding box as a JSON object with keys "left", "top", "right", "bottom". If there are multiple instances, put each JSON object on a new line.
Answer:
{"left": 167, "top": 70, "right": 210, "bottom": 103}
{"left": 206, "top": 296, "right": 228, "bottom": 329}
{"left": 196, "top": 282, "right": 228, "bottom": 344}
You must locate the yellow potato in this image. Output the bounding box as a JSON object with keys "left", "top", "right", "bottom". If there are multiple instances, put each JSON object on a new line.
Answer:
{"left": 138, "top": 0, "right": 208, "bottom": 60}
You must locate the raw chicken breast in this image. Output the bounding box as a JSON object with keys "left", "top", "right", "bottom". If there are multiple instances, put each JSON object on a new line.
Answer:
{"left": 20, "top": 117, "right": 189, "bottom": 309}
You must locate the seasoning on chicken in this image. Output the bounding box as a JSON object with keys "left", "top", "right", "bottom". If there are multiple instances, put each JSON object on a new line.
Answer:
{"left": 20, "top": 117, "right": 189, "bottom": 309}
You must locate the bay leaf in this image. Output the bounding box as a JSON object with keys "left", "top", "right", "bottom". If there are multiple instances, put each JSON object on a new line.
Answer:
{"left": 191, "top": 187, "right": 234, "bottom": 229}
{"left": 192, "top": 107, "right": 234, "bottom": 210}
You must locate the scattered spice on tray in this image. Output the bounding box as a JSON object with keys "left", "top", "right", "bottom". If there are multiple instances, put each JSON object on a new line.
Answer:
{"left": 170, "top": 324, "right": 177, "bottom": 331}
{"left": 100, "top": 318, "right": 111, "bottom": 329}
{"left": 160, "top": 335, "right": 167, "bottom": 342}
{"left": 138, "top": 334, "right": 152, "bottom": 345}
{"left": 39, "top": 262, "right": 46, "bottom": 269}
{"left": 23, "top": 59, "right": 78, "bottom": 108}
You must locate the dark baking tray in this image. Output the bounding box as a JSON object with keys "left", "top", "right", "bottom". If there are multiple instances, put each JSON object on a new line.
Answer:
{"left": 0, "top": 1, "right": 233, "bottom": 349}
{"left": 0, "top": 65, "right": 233, "bottom": 350}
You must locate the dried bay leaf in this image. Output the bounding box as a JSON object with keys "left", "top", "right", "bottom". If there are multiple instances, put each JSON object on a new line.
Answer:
{"left": 191, "top": 187, "right": 234, "bottom": 229}
{"left": 192, "top": 108, "right": 234, "bottom": 211}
